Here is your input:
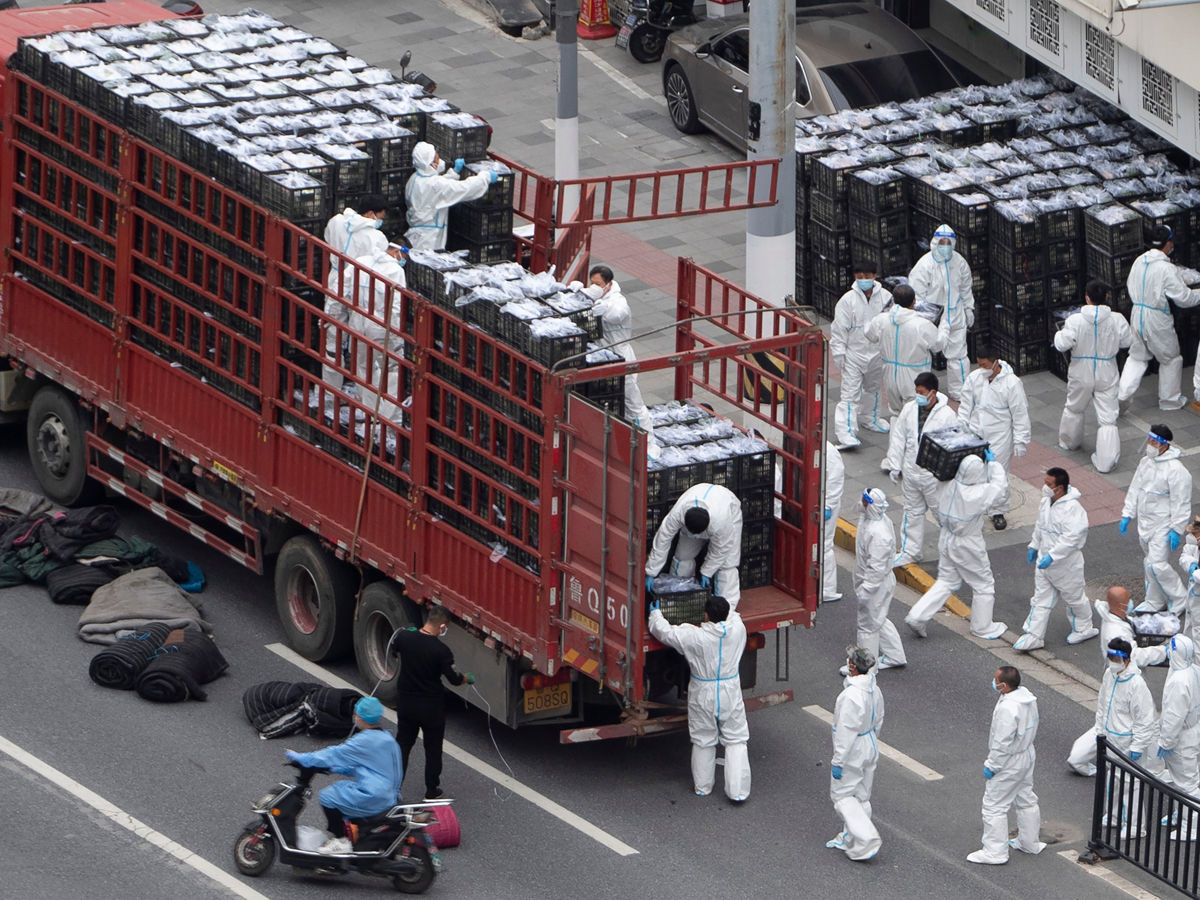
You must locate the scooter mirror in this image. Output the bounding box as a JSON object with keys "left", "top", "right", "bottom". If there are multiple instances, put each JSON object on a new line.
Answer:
{"left": 399, "top": 50, "right": 412, "bottom": 73}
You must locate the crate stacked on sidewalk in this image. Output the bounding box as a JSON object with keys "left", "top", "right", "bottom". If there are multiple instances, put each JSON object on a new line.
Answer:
{"left": 848, "top": 166, "right": 910, "bottom": 286}
{"left": 645, "top": 404, "right": 777, "bottom": 590}
{"left": 808, "top": 151, "right": 861, "bottom": 318}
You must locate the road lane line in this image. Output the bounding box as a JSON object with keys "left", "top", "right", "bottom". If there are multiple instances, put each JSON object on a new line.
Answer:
{"left": 1056, "top": 850, "right": 1162, "bottom": 899}
{"left": 802, "top": 704, "right": 944, "bottom": 781}
{"left": 265, "top": 643, "right": 639, "bottom": 857}
{"left": 0, "top": 733, "right": 269, "bottom": 900}
{"left": 579, "top": 47, "right": 662, "bottom": 105}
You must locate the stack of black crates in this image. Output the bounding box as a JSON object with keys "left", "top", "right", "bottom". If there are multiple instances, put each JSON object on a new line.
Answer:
{"left": 848, "top": 167, "right": 910, "bottom": 302}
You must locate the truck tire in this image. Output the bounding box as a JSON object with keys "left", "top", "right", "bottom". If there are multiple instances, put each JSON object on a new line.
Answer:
{"left": 274, "top": 535, "right": 356, "bottom": 662}
{"left": 354, "top": 580, "right": 422, "bottom": 707}
{"left": 26, "top": 385, "right": 101, "bottom": 506}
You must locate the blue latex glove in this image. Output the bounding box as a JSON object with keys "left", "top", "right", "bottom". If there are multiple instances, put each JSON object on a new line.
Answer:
{"left": 1026, "top": 547, "right": 1037, "bottom": 564}
{"left": 465, "top": 673, "right": 476, "bottom": 685}
{"left": 983, "top": 766, "right": 995, "bottom": 779}
{"left": 1130, "top": 750, "right": 1142, "bottom": 761}
{"left": 984, "top": 448, "right": 995, "bottom": 462}
{"left": 453, "top": 158, "right": 465, "bottom": 173}
{"left": 1119, "top": 517, "right": 1130, "bottom": 536}
{"left": 1169, "top": 529, "right": 1183, "bottom": 551}
{"left": 700, "top": 575, "right": 712, "bottom": 589}
{"left": 1158, "top": 746, "right": 1173, "bottom": 760}
{"left": 645, "top": 575, "right": 655, "bottom": 593}
{"left": 824, "top": 508, "right": 832, "bottom": 521}
{"left": 649, "top": 599, "right": 660, "bottom": 613}
{"left": 831, "top": 765, "right": 842, "bottom": 780}
{"left": 285, "top": 750, "right": 301, "bottom": 763}
{"left": 488, "top": 170, "right": 499, "bottom": 184}
{"left": 1037, "top": 554, "right": 1053, "bottom": 570}
{"left": 1190, "top": 562, "right": 1199, "bottom": 577}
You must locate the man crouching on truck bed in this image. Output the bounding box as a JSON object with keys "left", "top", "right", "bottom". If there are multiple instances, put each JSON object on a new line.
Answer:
{"left": 649, "top": 595, "right": 750, "bottom": 802}
{"left": 645, "top": 483, "right": 743, "bottom": 610}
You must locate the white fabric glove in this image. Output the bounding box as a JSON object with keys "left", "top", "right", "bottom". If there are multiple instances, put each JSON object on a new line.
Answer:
{"left": 889, "top": 470, "right": 901, "bottom": 484}
{"left": 1013, "top": 444, "right": 1027, "bottom": 458}
{"left": 966, "top": 307, "right": 975, "bottom": 329}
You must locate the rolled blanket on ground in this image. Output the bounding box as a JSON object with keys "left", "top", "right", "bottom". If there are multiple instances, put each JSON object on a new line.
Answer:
{"left": 47, "top": 562, "right": 128, "bottom": 606}
{"left": 36, "top": 505, "right": 121, "bottom": 560}
{"left": 78, "top": 567, "right": 209, "bottom": 644}
{"left": 307, "top": 686, "right": 362, "bottom": 735}
{"left": 242, "top": 682, "right": 364, "bottom": 739}
{"left": 88, "top": 622, "right": 175, "bottom": 689}
{"left": 135, "top": 628, "right": 228, "bottom": 702}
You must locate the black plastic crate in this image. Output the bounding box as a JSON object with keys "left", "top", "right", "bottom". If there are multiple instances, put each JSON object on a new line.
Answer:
{"left": 849, "top": 206, "right": 908, "bottom": 245}
{"left": 1085, "top": 243, "right": 1141, "bottom": 290}
{"left": 425, "top": 113, "right": 489, "bottom": 163}
{"left": 1045, "top": 271, "right": 1081, "bottom": 306}
{"left": 916, "top": 425, "right": 989, "bottom": 481}
{"left": 848, "top": 168, "right": 907, "bottom": 213}
{"left": 1049, "top": 346, "right": 1070, "bottom": 382}
{"left": 377, "top": 127, "right": 419, "bottom": 169}
{"left": 955, "top": 232, "right": 989, "bottom": 270}
{"left": 464, "top": 164, "right": 515, "bottom": 209}
{"left": 990, "top": 274, "right": 1044, "bottom": 310}
{"left": 380, "top": 167, "right": 413, "bottom": 206}
{"left": 811, "top": 253, "right": 848, "bottom": 290}
{"left": 740, "top": 489, "right": 774, "bottom": 520}
{"left": 651, "top": 586, "right": 710, "bottom": 626}
{"left": 703, "top": 456, "right": 739, "bottom": 490}
{"left": 991, "top": 332, "right": 1049, "bottom": 375}
{"left": 809, "top": 222, "right": 852, "bottom": 261}
{"left": 1039, "top": 207, "right": 1081, "bottom": 243}
{"left": 990, "top": 243, "right": 1046, "bottom": 281}
{"left": 319, "top": 150, "right": 373, "bottom": 196}
{"left": 647, "top": 462, "right": 705, "bottom": 506}
{"left": 967, "top": 329, "right": 990, "bottom": 361}
{"left": 1084, "top": 203, "right": 1143, "bottom": 255}
{"left": 574, "top": 376, "right": 625, "bottom": 419}
{"left": 449, "top": 204, "right": 513, "bottom": 242}
{"left": 740, "top": 518, "right": 774, "bottom": 556}
{"left": 257, "top": 171, "right": 329, "bottom": 220}
{"left": 736, "top": 447, "right": 775, "bottom": 490}
{"left": 739, "top": 552, "right": 772, "bottom": 590}
{"left": 992, "top": 304, "right": 1047, "bottom": 342}
{"left": 989, "top": 206, "right": 1041, "bottom": 251}
{"left": 447, "top": 235, "right": 514, "bottom": 265}
{"left": 811, "top": 155, "right": 864, "bottom": 199}
{"left": 942, "top": 190, "right": 990, "bottom": 235}
{"left": 851, "top": 239, "right": 910, "bottom": 278}
{"left": 811, "top": 284, "right": 839, "bottom": 319}
{"left": 646, "top": 499, "right": 671, "bottom": 541}
{"left": 525, "top": 327, "right": 587, "bottom": 368}
{"left": 1046, "top": 238, "right": 1083, "bottom": 273}
{"left": 809, "top": 190, "right": 849, "bottom": 231}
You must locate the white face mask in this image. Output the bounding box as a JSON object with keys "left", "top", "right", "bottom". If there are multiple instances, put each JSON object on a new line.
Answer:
{"left": 1042, "top": 485, "right": 1054, "bottom": 498}
{"left": 1107, "top": 659, "right": 1126, "bottom": 673}
{"left": 1145, "top": 443, "right": 1161, "bottom": 459}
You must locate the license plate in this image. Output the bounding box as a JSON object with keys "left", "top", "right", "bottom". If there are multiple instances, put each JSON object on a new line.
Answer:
{"left": 523, "top": 682, "right": 571, "bottom": 715}
{"left": 615, "top": 14, "right": 637, "bottom": 49}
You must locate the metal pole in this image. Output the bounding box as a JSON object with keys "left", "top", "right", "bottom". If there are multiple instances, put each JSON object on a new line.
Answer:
{"left": 745, "top": 0, "right": 796, "bottom": 311}
{"left": 556, "top": 0, "right": 581, "bottom": 223}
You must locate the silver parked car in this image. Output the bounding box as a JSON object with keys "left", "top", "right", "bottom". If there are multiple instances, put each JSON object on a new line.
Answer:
{"left": 662, "top": 3, "right": 960, "bottom": 149}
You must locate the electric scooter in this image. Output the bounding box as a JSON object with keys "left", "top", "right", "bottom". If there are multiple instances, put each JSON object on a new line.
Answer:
{"left": 618, "top": 0, "right": 699, "bottom": 64}
{"left": 233, "top": 763, "right": 449, "bottom": 894}
{"left": 399, "top": 50, "right": 437, "bottom": 94}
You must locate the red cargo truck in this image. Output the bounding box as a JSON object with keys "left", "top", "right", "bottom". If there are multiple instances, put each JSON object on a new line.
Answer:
{"left": 0, "top": 3, "right": 826, "bottom": 738}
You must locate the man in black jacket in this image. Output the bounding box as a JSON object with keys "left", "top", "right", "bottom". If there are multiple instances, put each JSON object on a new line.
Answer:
{"left": 392, "top": 606, "right": 474, "bottom": 801}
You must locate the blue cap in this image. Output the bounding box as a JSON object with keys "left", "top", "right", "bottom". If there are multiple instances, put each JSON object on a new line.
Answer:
{"left": 355, "top": 696, "right": 385, "bottom": 724}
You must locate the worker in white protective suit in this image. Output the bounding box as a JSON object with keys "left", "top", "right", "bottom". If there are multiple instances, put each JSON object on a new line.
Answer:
{"left": 347, "top": 245, "right": 409, "bottom": 425}
{"left": 584, "top": 264, "right": 651, "bottom": 429}
{"left": 1118, "top": 225, "right": 1200, "bottom": 410}
{"left": 905, "top": 452, "right": 1008, "bottom": 640}
{"left": 1120, "top": 425, "right": 1192, "bottom": 614}
{"left": 1054, "top": 279, "right": 1133, "bottom": 473}
{"left": 404, "top": 142, "right": 495, "bottom": 251}
{"left": 882, "top": 371, "right": 958, "bottom": 567}
{"left": 1179, "top": 518, "right": 1200, "bottom": 647}
{"left": 848, "top": 487, "right": 906, "bottom": 671}
{"left": 967, "top": 666, "right": 1046, "bottom": 865}
{"left": 823, "top": 441, "right": 845, "bottom": 604}
{"left": 831, "top": 263, "right": 892, "bottom": 448}
{"left": 1157, "top": 634, "right": 1200, "bottom": 840}
{"left": 322, "top": 196, "right": 389, "bottom": 386}
{"left": 908, "top": 224, "right": 976, "bottom": 400}
{"left": 648, "top": 595, "right": 749, "bottom": 801}
{"left": 1013, "top": 467, "right": 1098, "bottom": 652}
{"left": 864, "top": 284, "right": 943, "bottom": 415}
{"left": 958, "top": 348, "right": 1030, "bottom": 531}
{"left": 827, "top": 645, "right": 885, "bottom": 861}
{"left": 645, "top": 483, "right": 743, "bottom": 610}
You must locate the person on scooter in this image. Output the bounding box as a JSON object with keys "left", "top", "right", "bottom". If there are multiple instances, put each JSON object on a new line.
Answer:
{"left": 286, "top": 696, "right": 403, "bottom": 855}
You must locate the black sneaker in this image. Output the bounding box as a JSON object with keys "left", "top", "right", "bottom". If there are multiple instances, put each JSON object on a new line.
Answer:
{"left": 424, "top": 788, "right": 444, "bottom": 801}
{"left": 991, "top": 514, "right": 1007, "bottom": 531}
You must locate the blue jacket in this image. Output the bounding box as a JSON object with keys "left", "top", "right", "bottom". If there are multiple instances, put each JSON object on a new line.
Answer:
{"left": 289, "top": 729, "right": 404, "bottom": 817}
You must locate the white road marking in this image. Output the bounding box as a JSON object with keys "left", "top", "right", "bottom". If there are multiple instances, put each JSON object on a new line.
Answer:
{"left": 264, "top": 643, "right": 639, "bottom": 857}
{"left": 0, "top": 733, "right": 270, "bottom": 900}
{"left": 801, "top": 704, "right": 944, "bottom": 781}
{"left": 579, "top": 47, "right": 662, "bottom": 105}
{"left": 1056, "top": 850, "right": 1162, "bottom": 899}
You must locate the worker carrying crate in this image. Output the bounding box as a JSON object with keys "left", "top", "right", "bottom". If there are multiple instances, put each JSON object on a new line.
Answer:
{"left": 916, "top": 425, "right": 990, "bottom": 481}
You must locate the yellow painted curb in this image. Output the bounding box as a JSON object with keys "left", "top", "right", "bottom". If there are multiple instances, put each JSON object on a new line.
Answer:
{"left": 834, "top": 518, "right": 971, "bottom": 619}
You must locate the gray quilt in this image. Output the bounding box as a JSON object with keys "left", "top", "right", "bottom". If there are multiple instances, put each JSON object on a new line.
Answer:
{"left": 77, "top": 567, "right": 210, "bottom": 645}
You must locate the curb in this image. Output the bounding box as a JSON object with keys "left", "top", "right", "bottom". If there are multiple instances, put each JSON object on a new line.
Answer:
{"left": 834, "top": 518, "right": 971, "bottom": 619}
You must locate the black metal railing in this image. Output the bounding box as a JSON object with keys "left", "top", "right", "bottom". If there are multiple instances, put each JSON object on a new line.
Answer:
{"left": 1087, "top": 734, "right": 1200, "bottom": 897}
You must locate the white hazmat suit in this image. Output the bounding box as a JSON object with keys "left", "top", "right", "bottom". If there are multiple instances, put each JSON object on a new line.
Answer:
{"left": 1017, "top": 485, "right": 1095, "bottom": 649}
{"left": 646, "top": 483, "right": 743, "bottom": 610}
{"left": 969, "top": 684, "right": 1045, "bottom": 864}
{"left": 322, "top": 207, "right": 387, "bottom": 385}
{"left": 648, "top": 608, "right": 750, "bottom": 800}
{"left": 831, "top": 280, "right": 892, "bottom": 446}
{"left": 823, "top": 442, "right": 845, "bottom": 603}
{"left": 1067, "top": 656, "right": 1158, "bottom": 779}
{"left": 906, "top": 455, "right": 1008, "bottom": 639}
{"left": 587, "top": 278, "right": 650, "bottom": 428}
{"left": 1117, "top": 248, "right": 1200, "bottom": 409}
{"left": 828, "top": 669, "right": 885, "bottom": 861}
{"left": 1181, "top": 537, "right": 1200, "bottom": 647}
{"left": 958, "top": 359, "right": 1030, "bottom": 517}
{"left": 908, "top": 224, "right": 976, "bottom": 399}
{"left": 347, "top": 249, "right": 408, "bottom": 425}
{"left": 1054, "top": 304, "right": 1133, "bottom": 473}
{"left": 854, "top": 488, "right": 906, "bottom": 669}
{"left": 882, "top": 392, "right": 958, "bottom": 566}
{"left": 1158, "top": 634, "right": 1200, "bottom": 838}
{"left": 1122, "top": 444, "right": 1192, "bottom": 613}
{"left": 404, "top": 142, "right": 492, "bottom": 251}
{"left": 864, "top": 304, "right": 942, "bottom": 415}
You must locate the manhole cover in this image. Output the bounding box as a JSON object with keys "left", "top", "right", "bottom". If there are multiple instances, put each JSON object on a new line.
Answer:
{"left": 1085, "top": 574, "right": 1145, "bottom": 605}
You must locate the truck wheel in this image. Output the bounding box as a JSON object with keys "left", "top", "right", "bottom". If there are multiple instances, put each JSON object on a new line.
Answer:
{"left": 26, "top": 385, "right": 101, "bottom": 506}
{"left": 274, "top": 535, "right": 356, "bottom": 662}
{"left": 354, "top": 581, "right": 422, "bottom": 707}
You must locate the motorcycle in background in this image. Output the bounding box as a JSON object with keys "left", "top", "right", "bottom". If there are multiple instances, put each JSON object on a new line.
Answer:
{"left": 616, "top": 0, "right": 700, "bottom": 64}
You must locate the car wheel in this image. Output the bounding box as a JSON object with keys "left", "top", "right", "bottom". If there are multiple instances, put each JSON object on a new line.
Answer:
{"left": 664, "top": 64, "right": 702, "bottom": 135}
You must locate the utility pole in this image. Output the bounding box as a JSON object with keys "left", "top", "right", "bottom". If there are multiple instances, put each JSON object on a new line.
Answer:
{"left": 556, "top": 0, "right": 581, "bottom": 221}
{"left": 745, "top": 0, "right": 796, "bottom": 310}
